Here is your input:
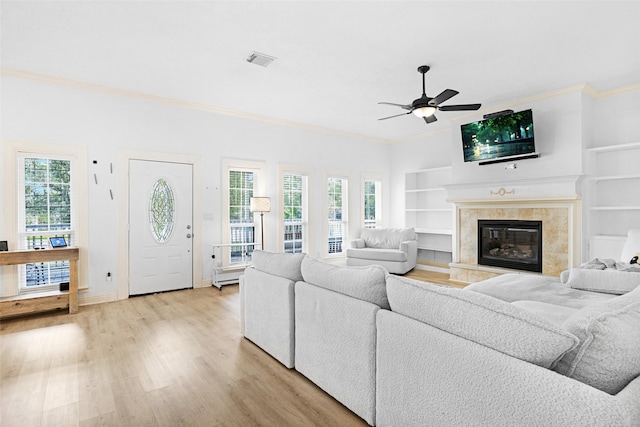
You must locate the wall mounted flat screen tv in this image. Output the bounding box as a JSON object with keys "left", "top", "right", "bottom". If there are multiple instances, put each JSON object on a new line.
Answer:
{"left": 461, "top": 109, "right": 535, "bottom": 163}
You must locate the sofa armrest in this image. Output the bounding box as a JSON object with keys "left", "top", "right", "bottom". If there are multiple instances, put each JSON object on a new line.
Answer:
{"left": 351, "top": 238, "right": 365, "bottom": 249}
{"left": 399, "top": 240, "right": 418, "bottom": 266}
{"left": 376, "top": 310, "right": 640, "bottom": 426}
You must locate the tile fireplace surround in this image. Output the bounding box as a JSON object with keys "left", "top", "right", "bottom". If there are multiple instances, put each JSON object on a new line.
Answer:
{"left": 445, "top": 175, "right": 584, "bottom": 284}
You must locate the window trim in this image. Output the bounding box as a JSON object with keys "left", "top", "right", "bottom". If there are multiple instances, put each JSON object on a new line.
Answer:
{"left": 2, "top": 141, "right": 89, "bottom": 297}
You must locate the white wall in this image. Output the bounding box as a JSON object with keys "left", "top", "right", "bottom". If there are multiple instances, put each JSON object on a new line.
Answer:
{"left": 389, "top": 86, "right": 640, "bottom": 260}
{"left": 0, "top": 75, "right": 391, "bottom": 299}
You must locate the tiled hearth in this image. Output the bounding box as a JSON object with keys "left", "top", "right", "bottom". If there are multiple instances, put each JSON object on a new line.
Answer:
{"left": 445, "top": 175, "right": 584, "bottom": 284}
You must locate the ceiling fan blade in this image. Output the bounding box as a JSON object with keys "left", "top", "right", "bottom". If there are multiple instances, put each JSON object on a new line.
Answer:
{"left": 439, "top": 103, "right": 482, "bottom": 111}
{"left": 378, "top": 111, "right": 412, "bottom": 121}
{"left": 378, "top": 101, "right": 413, "bottom": 110}
{"left": 429, "top": 89, "right": 459, "bottom": 106}
{"left": 424, "top": 115, "right": 438, "bottom": 124}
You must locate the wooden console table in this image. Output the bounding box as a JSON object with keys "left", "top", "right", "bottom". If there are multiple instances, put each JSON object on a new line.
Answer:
{"left": 0, "top": 247, "right": 79, "bottom": 317}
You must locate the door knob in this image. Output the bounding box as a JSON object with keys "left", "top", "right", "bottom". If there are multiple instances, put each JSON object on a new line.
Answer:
{"left": 186, "top": 233, "right": 192, "bottom": 238}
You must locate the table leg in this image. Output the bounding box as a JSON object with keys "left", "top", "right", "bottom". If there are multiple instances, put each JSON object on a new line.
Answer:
{"left": 69, "top": 259, "right": 78, "bottom": 314}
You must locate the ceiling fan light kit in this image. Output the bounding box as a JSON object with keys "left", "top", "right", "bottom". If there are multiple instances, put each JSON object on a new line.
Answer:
{"left": 412, "top": 106, "right": 437, "bottom": 118}
{"left": 379, "top": 65, "right": 481, "bottom": 125}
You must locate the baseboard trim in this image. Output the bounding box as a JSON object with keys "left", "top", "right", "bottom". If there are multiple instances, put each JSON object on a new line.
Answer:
{"left": 79, "top": 293, "right": 117, "bottom": 306}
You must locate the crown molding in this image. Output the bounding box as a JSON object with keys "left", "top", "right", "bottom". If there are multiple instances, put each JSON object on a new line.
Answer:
{"left": 0, "top": 67, "right": 393, "bottom": 145}
{"left": 2, "top": 67, "right": 637, "bottom": 145}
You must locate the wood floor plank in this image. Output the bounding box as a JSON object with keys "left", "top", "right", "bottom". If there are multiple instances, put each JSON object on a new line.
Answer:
{"left": 1, "top": 285, "right": 368, "bottom": 426}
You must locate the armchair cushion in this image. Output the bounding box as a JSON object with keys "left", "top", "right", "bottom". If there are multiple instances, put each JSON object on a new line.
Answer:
{"left": 360, "top": 227, "right": 416, "bottom": 249}
{"left": 345, "top": 247, "right": 407, "bottom": 262}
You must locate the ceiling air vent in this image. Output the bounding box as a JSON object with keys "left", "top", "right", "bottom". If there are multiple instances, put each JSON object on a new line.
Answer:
{"left": 246, "top": 51, "right": 276, "bottom": 67}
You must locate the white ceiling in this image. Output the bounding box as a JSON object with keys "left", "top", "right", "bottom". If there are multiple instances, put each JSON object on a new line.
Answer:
{"left": 2, "top": 1, "right": 639, "bottom": 142}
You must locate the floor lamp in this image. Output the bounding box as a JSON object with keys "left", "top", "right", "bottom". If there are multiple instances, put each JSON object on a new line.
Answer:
{"left": 250, "top": 197, "right": 271, "bottom": 251}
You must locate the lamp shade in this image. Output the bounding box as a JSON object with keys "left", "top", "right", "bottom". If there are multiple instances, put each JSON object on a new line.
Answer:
{"left": 250, "top": 197, "right": 271, "bottom": 213}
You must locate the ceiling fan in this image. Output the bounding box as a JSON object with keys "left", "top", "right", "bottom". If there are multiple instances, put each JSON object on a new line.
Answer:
{"left": 379, "top": 65, "right": 481, "bottom": 124}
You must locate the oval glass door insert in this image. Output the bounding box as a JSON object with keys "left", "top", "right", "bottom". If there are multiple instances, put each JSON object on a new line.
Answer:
{"left": 149, "top": 178, "right": 175, "bottom": 242}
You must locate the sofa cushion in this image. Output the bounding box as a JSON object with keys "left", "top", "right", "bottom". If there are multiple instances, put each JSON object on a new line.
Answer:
{"left": 386, "top": 276, "right": 579, "bottom": 368}
{"left": 345, "top": 247, "right": 408, "bottom": 262}
{"left": 620, "top": 229, "right": 640, "bottom": 263}
{"left": 361, "top": 227, "right": 415, "bottom": 249}
{"left": 300, "top": 256, "right": 389, "bottom": 309}
{"left": 511, "top": 300, "right": 579, "bottom": 328}
{"left": 565, "top": 267, "right": 640, "bottom": 295}
{"left": 466, "top": 273, "right": 615, "bottom": 309}
{"left": 251, "top": 250, "right": 305, "bottom": 282}
{"left": 555, "top": 285, "right": 640, "bottom": 394}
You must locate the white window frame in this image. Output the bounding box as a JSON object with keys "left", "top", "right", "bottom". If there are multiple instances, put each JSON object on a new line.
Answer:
{"left": 2, "top": 141, "right": 89, "bottom": 297}
{"left": 278, "top": 164, "right": 312, "bottom": 255}
{"left": 361, "top": 173, "right": 383, "bottom": 229}
{"left": 324, "top": 171, "right": 349, "bottom": 258}
{"left": 221, "top": 158, "right": 266, "bottom": 267}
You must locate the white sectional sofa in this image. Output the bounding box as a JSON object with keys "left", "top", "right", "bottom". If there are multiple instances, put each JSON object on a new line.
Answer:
{"left": 346, "top": 227, "right": 417, "bottom": 274}
{"left": 240, "top": 250, "right": 640, "bottom": 426}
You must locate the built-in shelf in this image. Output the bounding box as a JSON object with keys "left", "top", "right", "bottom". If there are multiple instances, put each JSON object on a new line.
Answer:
{"left": 586, "top": 142, "right": 640, "bottom": 254}
{"left": 590, "top": 206, "right": 640, "bottom": 211}
{"left": 590, "top": 174, "right": 640, "bottom": 182}
{"left": 405, "top": 166, "right": 454, "bottom": 273}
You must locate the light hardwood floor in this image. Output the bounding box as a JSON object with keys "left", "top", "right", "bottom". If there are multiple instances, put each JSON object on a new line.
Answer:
{"left": 0, "top": 270, "right": 457, "bottom": 426}
{"left": 1, "top": 285, "right": 368, "bottom": 426}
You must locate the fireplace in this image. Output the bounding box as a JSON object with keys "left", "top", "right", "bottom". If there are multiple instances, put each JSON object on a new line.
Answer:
{"left": 478, "top": 220, "right": 543, "bottom": 272}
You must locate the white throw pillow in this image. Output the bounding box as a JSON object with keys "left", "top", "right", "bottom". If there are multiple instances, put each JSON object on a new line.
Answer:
{"left": 566, "top": 268, "right": 640, "bottom": 295}
{"left": 555, "top": 285, "right": 640, "bottom": 394}
{"left": 386, "top": 276, "right": 579, "bottom": 369}
{"left": 300, "top": 256, "right": 389, "bottom": 309}
{"left": 361, "top": 228, "right": 416, "bottom": 249}
{"left": 252, "top": 250, "right": 305, "bottom": 282}
{"left": 620, "top": 229, "right": 640, "bottom": 263}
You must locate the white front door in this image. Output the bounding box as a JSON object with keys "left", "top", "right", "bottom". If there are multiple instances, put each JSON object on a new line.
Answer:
{"left": 129, "top": 160, "right": 193, "bottom": 296}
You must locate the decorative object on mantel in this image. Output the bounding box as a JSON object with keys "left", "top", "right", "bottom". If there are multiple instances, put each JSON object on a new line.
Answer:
{"left": 250, "top": 197, "right": 271, "bottom": 250}
{"left": 490, "top": 187, "right": 515, "bottom": 197}
{"left": 0, "top": 241, "right": 7, "bottom": 252}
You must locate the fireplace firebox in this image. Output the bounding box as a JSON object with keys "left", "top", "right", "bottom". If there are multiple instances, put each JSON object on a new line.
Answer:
{"left": 478, "top": 220, "right": 542, "bottom": 272}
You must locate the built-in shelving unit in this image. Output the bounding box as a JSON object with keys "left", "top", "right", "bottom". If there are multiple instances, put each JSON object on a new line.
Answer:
{"left": 586, "top": 141, "right": 640, "bottom": 260}
{"left": 405, "top": 166, "right": 454, "bottom": 272}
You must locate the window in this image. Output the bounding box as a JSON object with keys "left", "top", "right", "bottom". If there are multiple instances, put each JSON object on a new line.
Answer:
{"left": 2, "top": 142, "right": 87, "bottom": 297}
{"left": 282, "top": 173, "right": 307, "bottom": 253}
{"left": 229, "top": 170, "right": 255, "bottom": 263}
{"left": 222, "top": 159, "right": 265, "bottom": 266}
{"left": 19, "top": 156, "right": 74, "bottom": 289}
{"left": 362, "top": 174, "right": 382, "bottom": 229}
{"left": 327, "top": 176, "right": 347, "bottom": 256}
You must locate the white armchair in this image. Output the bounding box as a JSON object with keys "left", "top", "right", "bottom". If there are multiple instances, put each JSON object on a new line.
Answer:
{"left": 346, "top": 228, "right": 417, "bottom": 274}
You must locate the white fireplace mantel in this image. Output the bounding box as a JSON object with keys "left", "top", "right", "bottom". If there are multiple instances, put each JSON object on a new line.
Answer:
{"left": 443, "top": 174, "right": 585, "bottom": 204}
{"left": 444, "top": 174, "right": 585, "bottom": 283}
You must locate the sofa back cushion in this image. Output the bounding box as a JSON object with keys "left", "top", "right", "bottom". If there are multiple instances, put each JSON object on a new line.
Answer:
{"left": 555, "top": 285, "right": 640, "bottom": 394}
{"left": 565, "top": 267, "right": 640, "bottom": 295}
{"left": 361, "top": 227, "right": 416, "bottom": 249}
{"left": 386, "top": 275, "right": 579, "bottom": 369}
{"left": 252, "top": 250, "right": 305, "bottom": 282}
{"left": 300, "top": 256, "right": 389, "bottom": 309}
